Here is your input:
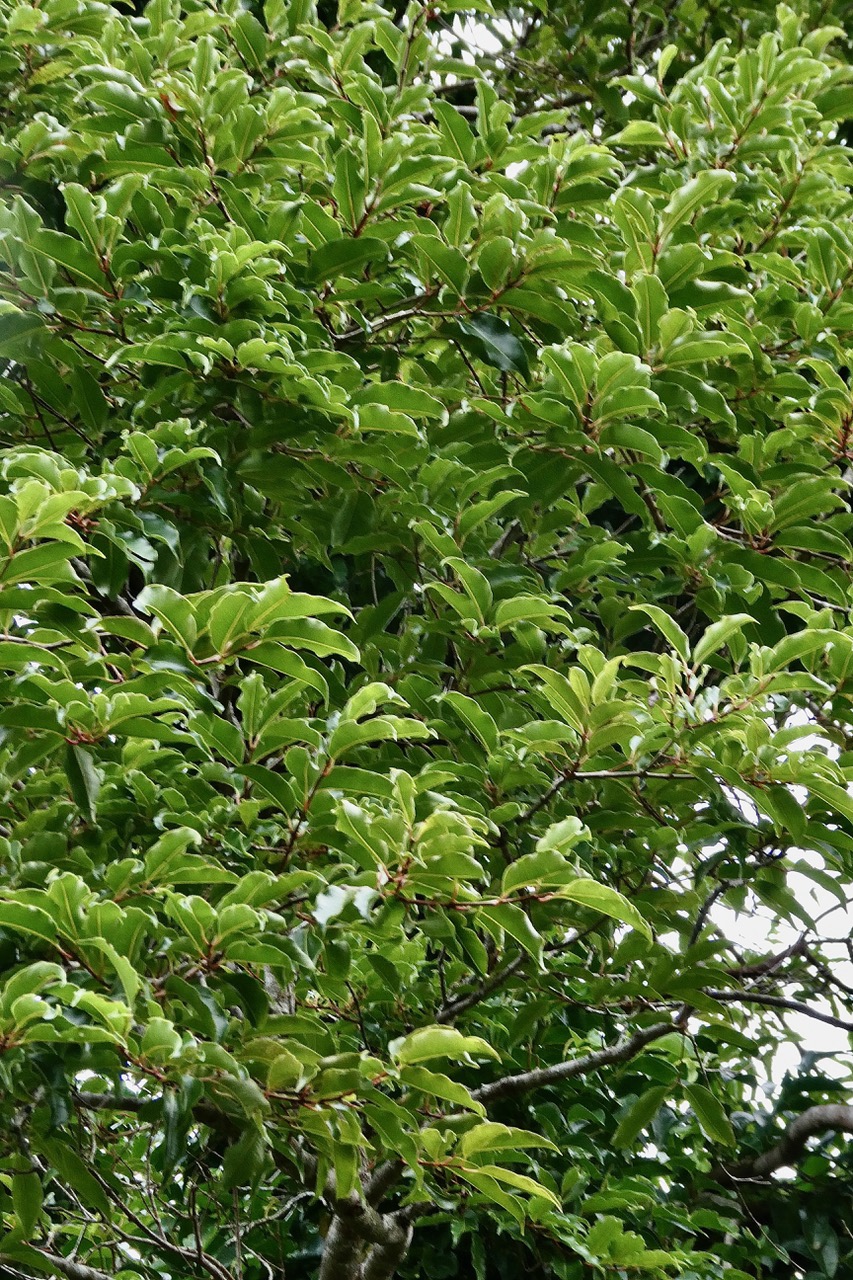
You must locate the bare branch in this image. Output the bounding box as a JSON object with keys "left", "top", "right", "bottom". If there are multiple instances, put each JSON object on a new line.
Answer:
{"left": 515, "top": 768, "right": 694, "bottom": 824}
{"left": 73, "top": 1090, "right": 237, "bottom": 1139}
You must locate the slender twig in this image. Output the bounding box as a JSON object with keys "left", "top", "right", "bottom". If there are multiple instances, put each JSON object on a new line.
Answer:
{"left": 704, "top": 989, "right": 853, "bottom": 1033}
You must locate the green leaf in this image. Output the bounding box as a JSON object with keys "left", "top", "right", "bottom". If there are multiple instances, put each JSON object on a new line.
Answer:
{"left": 459, "top": 1122, "right": 559, "bottom": 1158}
{"left": 660, "top": 170, "right": 737, "bottom": 238}
{"left": 39, "top": 1137, "right": 111, "bottom": 1214}
{"left": 353, "top": 383, "right": 446, "bottom": 420}
{"left": 0, "top": 902, "right": 57, "bottom": 945}
{"left": 464, "top": 1163, "right": 560, "bottom": 1208}
{"left": 684, "top": 1084, "right": 735, "bottom": 1147}
{"left": 440, "top": 691, "right": 499, "bottom": 753}
{"left": 454, "top": 314, "right": 530, "bottom": 375}
{"left": 612, "top": 1086, "right": 670, "bottom": 1148}
{"left": 692, "top": 614, "right": 754, "bottom": 667}
{"left": 479, "top": 903, "right": 544, "bottom": 966}
{"left": 610, "top": 121, "right": 670, "bottom": 147}
{"left": 63, "top": 744, "right": 101, "bottom": 824}
{"left": 400, "top": 1066, "right": 485, "bottom": 1116}
{"left": 12, "top": 1174, "right": 42, "bottom": 1239}
{"left": 558, "top": 880, "right": 651, "bottom": 939}
{"left": 629, "top": 605, "right": 690, "bottom": 661}
{"left": 355, "top": 404, "right": 420, "bottom": 437}
{"left": 222, "top": 1125, "right": 271, "bottom": 1189}
{"left": 433, "top": 101, "right": 479, "bottom": 166}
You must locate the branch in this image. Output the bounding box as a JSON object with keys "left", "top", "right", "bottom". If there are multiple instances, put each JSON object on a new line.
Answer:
{"left": 725, "top": 936, "right": 807, "bottom": 980}
{"left": 436, "top": 952, "right": 526, "bottom": 1023}
{"left": 29, "top": 1252, "right": 112, "bottom": 1280}
{"left": 359, "top": 1220, "right": 414, "bottom": 1280}
{"left": 73, "top": 1090, "right": 237, "bottom": 1137}
{"left": 472, "top": 1015, "right": 685, "bottom": 1106}
{"left": 721, "top": 1105, "right": 853, "bottom": 1180}
{"left": 704, "top": 989, "right": 853, "bottom": 1033}
{"left": 515, "top": 768, "right": 694, "bottom": 824}
{"left": 436, "top": 925, "right": 588, "bottom": 1023}
{"left": 318, "top": 1196, "right": 410, "bottom": 1280}
{"left": 365, "top": 1160, "right": 404, "bottom": 1208}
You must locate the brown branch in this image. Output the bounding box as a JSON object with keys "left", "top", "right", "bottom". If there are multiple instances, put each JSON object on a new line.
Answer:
{"left": 726, "top": 936, "right": 808, "bottom": 980}
{"left": 515, "top": 768, "right": 694, "bottom": 824}
{"left": 73, "top": 1090, "right": 233, "bottom": 1136}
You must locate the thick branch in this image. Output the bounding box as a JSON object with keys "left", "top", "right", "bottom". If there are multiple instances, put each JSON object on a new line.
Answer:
{"left": 472, "top": 1016, "right": 684, "bottom": 1106}
{"left": 722, "top": 1105, "right": 853, "bottom": 1180}
{"left": 319, "top": 1197, "right": 409, "bottom": 1280}
{"left": 318, "top": 1214, "right": 364, "bottom": 1280}
{"left": 359, "top": 1220, "right": 414, "bottom": 1280}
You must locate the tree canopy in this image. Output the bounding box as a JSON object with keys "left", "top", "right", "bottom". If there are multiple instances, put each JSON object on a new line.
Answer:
{"left": 2, "top": 0, "right": 853, "bottom": 1277}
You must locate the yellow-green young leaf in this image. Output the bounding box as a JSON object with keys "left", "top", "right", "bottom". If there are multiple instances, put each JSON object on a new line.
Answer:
{"left": 535, "top": 816, "right": 586, "bottom": 853}
{"left": 459, "top": 1122, "right": 559, "bottom": 1158}
{"left": 465, "top": 1164, "right": 560, "bottom": 1208}
{"left": 7, "top": 1, "right": 853, "bottom": 1269}
{"left": 389, "top": 1026, "right": 499, "bottom": 1066}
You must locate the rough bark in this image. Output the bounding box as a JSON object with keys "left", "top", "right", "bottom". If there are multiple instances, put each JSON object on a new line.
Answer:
{"left": 318, "top": 1197, "right": 410, "bottom": 1280}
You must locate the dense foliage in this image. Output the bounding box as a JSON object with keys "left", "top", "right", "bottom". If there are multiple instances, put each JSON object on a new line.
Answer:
{"left": 3, "top": 0, "right": 853, "bottom": 1277}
